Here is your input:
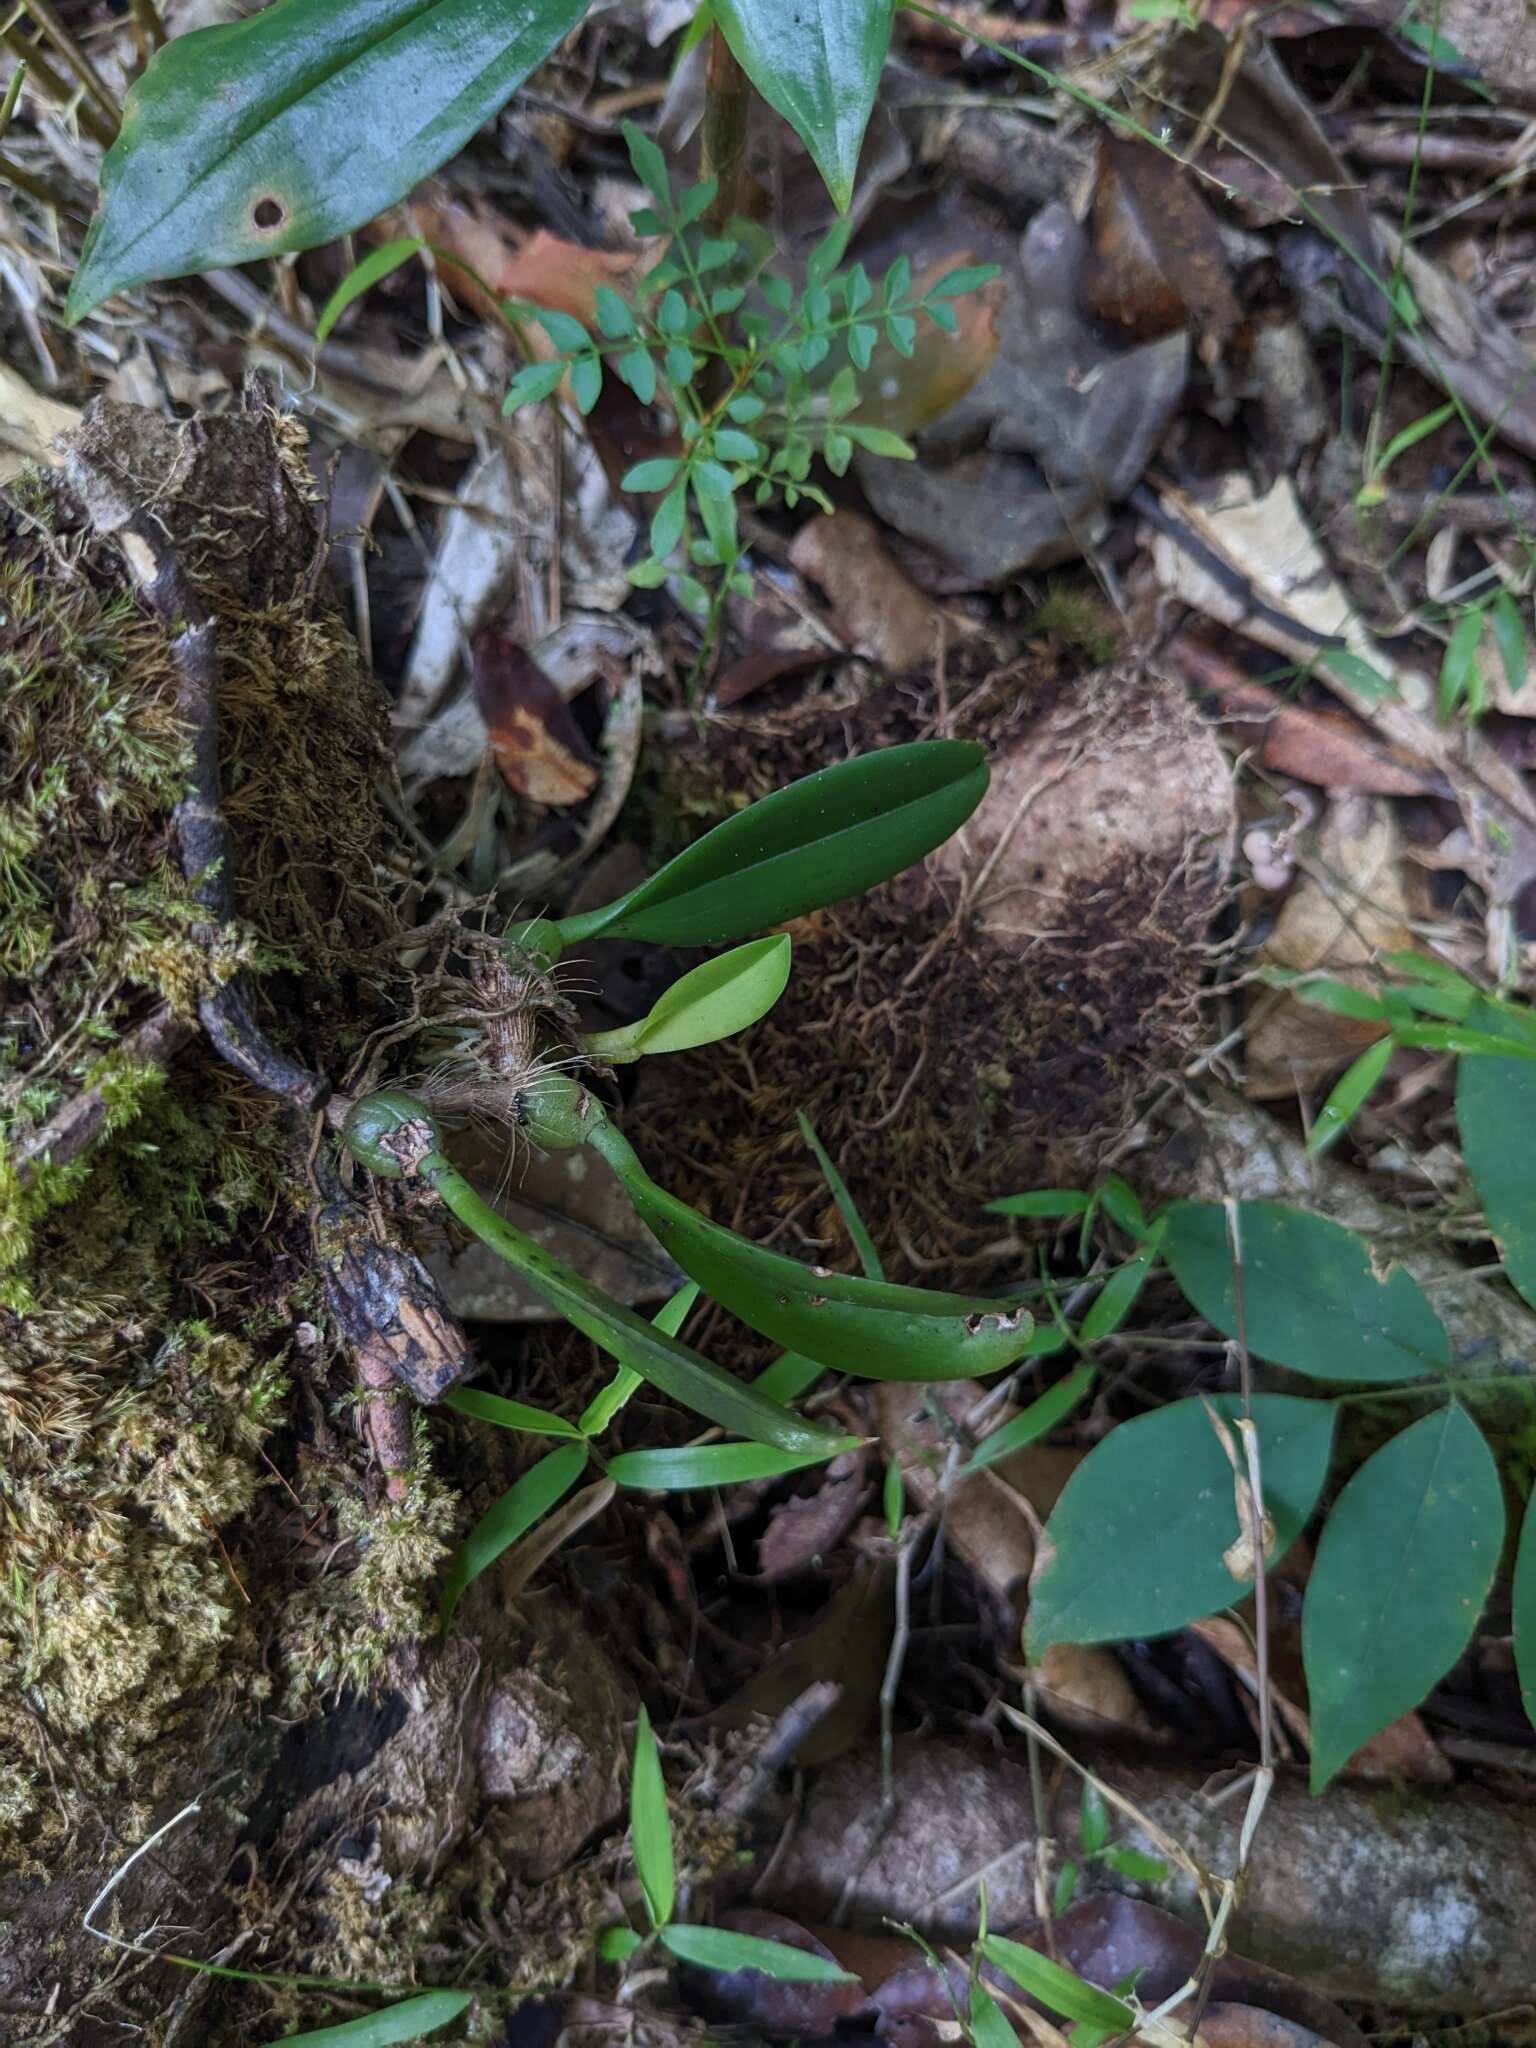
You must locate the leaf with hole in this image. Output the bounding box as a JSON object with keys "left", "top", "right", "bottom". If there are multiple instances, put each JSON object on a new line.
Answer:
{"left": 661, "top": 1924, "right": 857, "bottom": 1980}
{"left": 1457, "top": 1051, "right": 1536, "bottom": 1313}
{"left": 631, "top": 1706, "right": 675, "bottom": 1928}
{"left": 554, "top": 742, "right": 988, "bottom": 948}
{"left": 439, "top": 1440, "right": 588, "bottom": 1626}
{"left": 283, "top": 1992, "right": 474, "bottom": 2046}
{"left": 314, "top": 235, "right": 423, "bottom": 342}
{"left": 710, "top": 0, "right": 891, "bottom": 212}
{"left": 607, "top": 1442, "right": 837, "bottom": 1490}
{"left": 1027, "top": 1394, "right": 1336, "bottom": 1652}
{"left": 589, "top": 1120, "right": 1036, "bottom": 1382}
{"left": 1161, "top": 1201, "right": 1448, "bottom": 1382}
{"left": 66, "top": 0, "right": 586, "bottom": 320}
{"left": 1304, "top": 1403, "right": 1502, "bottom": 1790}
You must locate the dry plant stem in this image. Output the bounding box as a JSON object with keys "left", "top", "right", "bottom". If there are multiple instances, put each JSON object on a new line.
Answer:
{"left": 15, "top": 1008, "right": 194, "bottom": 1185}
{"left": 701, "top": 25, "right": 751, "bottom": 234}
{"left": 12, "top": 0, "right": 119, "bottom": 130}
{"left": 130, "top": 0, "right": 167, "bottom": 55}
{"left": 0, "top": 142, "right": 71, "bottom": 207}
{"left": 0, "top": 22, "right": 115, "bottom": 145}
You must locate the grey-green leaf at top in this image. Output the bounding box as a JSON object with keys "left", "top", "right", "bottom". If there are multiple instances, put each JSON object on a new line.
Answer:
{"left": 1026, "top": 1394, "right": 1336, "bottom": 1654}
{"left": 554, "top": 741, "right": 988, "bottom": 948}
{"left": 1303, "top": 1403, "right": 1502, "bottom": 1791}
{"left": 1161, "top": 1200, "right": 1449, "bottom": 1382}
{"left": 66, "top": 0, "right": 586, "bottom": 320}
{"left": 711, "top": 0, "right": 893, "bottom": 213}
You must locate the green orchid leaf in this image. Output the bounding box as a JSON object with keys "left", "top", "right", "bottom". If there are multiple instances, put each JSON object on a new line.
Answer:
{"left": 1162, "top": 1200, "right": 1449, "bottom": 1382}
{"left": 441, "top": 1389, "right": 582, "bottom": 1438}
{"left": 427, "top": 1154, "right": 851, "bottom": 1459}
{"left": 589, "top": 1120, "right": 1035, "bottom": 1381}
{"left": 439, "top": 1440, "right": 588, "bottom": 1626}
{"left": 579, "top": 1283, "right": 698, "bottom": 1438}
{"left": 961, "top": 1364, "right": 1094, "bottom": 1476}
{"left": 282, "top": 1991, "right": 474, "bottom": 2046}
{"left": 978, "top": 1933, "right": 1134, "bottom": 2032}
{"left": 555, "top": 741, "right": 988, "bottom": 949}
{"left": 660, "top": 1924, "right": 856, "bottom": 1981}
{"left": 585, "top": 935, "right": 792, "bottom": 1062}
{"left": 631, "top": 1706, "right": 675, "bottom": 1929}
{"left": 66, "top": 0, "right": 585, "bottom": 320}
{"left": 1027, "top": 1394, "right": 1337, "bottom": 1653}
{"left": 1304, "top": 1404, "right": 1502, "bottom": 1790}
{"left": 712, "top": 0, "right": 890, "bottom": 212}
{"left": 608, "top": 1441, "right": 837, "bottom": 1490}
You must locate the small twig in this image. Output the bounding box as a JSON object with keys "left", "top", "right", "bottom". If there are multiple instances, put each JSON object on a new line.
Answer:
{"left": 84, "top": 1799, "right": 207, "bottom": 1955}
{"left": 14, "top": 1008, "right": 194, "bottom": 1187}
{"left": 0, "top": 143, "right": 72, "bottom": 208}
{"left": 14, "top": 0, "right": 120, "bottom": 124}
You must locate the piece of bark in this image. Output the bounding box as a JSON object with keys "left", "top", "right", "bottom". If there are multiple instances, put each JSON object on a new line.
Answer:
{"left": 767, "top": 1738, "right": 1536, "bottom": 2012}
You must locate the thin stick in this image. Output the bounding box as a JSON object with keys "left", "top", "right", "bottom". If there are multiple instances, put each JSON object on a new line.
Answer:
{"left": 0, "top": 143, "right": 69, "bottom": 207}
{"left": 700, "top": 24, "right": 750, "bottom": 233}
{"left": 130, "top": 0, "right": 166, "bottom": 55}
{"left": 16, "top": 0, "right": 120, "bottom": 130}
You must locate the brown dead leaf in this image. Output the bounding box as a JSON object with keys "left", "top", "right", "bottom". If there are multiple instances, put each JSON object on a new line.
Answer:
{"left": 851, "top": 250, "right": 1004, "bottom": 438}
{"left": 709, "top": 1564, "right": 893, "bottom": 1767}
{"left": 1083, "top": 134, "right": 1241, "bottom": 355}
{"left": 1174, "top": 636, "right": 1437, "bottom": 797}
{"left": 1246, "top": 794, "right": 1414, "bottom": 1099}
{"left": 472, "top": 627, "right": 599, "bottom": 806}
{"left": 788, "top": 512, "right": 950, "bottom": 672}
{"left": 403, "top": 195, "right": 651, "bottom": 326}
{"left": 756, "top": 1447, "right": 873, "bottom": 1581}
{"left": 1031, "top": 1641, "right": 1159, "bottom": 1740}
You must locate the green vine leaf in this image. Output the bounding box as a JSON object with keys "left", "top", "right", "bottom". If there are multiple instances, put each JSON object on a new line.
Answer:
{"left": 67, "top": 0, "right": 585, "bottom": 319}
{"left": 1027, "top": 1394, "right": 1337, "bottom": 1654}
{"left": 1304, "top": 1404, "right": 1503, "bottom": 1790}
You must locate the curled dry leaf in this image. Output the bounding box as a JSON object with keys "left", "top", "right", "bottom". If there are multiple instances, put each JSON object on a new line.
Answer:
{"left": 1083, "top": 134, "right": 1241, "bottom": 356}
{"left": 787, "top": 512, "right": 952, "bottom": 674}
{"left": 473, "top": 627, "right": 599, "bottom": 806}
{"left": 1245, "top": 794, "right": 1416, "bottom": 1100}
{"left": 1029, "top": 1640, "right": 1159, "bottom": 1741}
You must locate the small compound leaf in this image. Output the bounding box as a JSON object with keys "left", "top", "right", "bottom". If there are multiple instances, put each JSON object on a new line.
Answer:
{"left": 1304, "top": 1404, "right": 1503, "bottom": 1791}
{"left": 607, "top": 1442, "right": 835, "bottom": 1490}
{"left": 439, "top": 1441, "right": 588, "bottom": 1626}
{"left": 67, "top": 0, "right": 586, "bottom": 319}
{"left": 1457, "top": 1053, "right": 1536, "bottom": 1313}
{"left": 505, "top": 359, "right": 567, "bottom": 412}
{"left": 1028, "top": 1395, "right": 1337, "bottom": 1653}
{"left": 631, "top": 1706, "right": 675, "bottom": 1928}
{"left": 1162, "top": 1200, "right": 1449, "bottom": 1382}
{"left": 282, "top": 1991, "right": 474, "bottom": 2046}
{"left": 661, "top": 1923, "right": 856, "bottom": 1981}
{"left": 711, "top": 0, "right": 890, "bottom": 212}
{"left": 556, "top": 741, "right": 988, "bottom": 948}
{"left": 315, "top": 235, "right": 423, "bottom": 342}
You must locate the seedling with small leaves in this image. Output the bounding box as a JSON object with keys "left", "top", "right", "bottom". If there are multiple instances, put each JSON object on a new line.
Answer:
{"left": 502, "top": 124, "right": 997, "bottom": 637}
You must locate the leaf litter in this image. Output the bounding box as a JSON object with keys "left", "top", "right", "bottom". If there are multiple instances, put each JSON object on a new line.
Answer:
{"left": 15, "top": 0, "right": 1536, "bottom": 2037}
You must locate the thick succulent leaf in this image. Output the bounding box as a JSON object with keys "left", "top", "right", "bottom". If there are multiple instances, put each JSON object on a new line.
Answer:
{"left": 555, "top": 741, "right": 988, "bottom": 948}
{"left": 1162, "top": 1199, "right": 1448, "bottom": 1382}
{"left": 1027, "top": 1394, "right": 1337, "bottom": 1653}
{"left": 711, "top": 0, "right": 891, "bottom": 212}
{"left": 1304, "top": 1403, "right": 1502, "bottom": 1790}
{"left": 589, "top": 1121, "right": 1035, "bottom": 1380}
{"left": 430, "top": 1158, "right": 851, "bottom": 1458}
{"left": 66, "top": 0, "right": 585, "bottom": 320}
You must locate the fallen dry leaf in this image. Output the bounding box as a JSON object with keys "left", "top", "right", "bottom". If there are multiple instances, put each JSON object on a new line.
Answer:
{"left": 473, "top": 628, "right": 599, "bottom": 806}
{"left": 787, "top": 512, "right": 950, "bottom": 672}
{"left": 404, "top": 196, "right": 652, "bottom": 326}
{"left": 756, "top": 1447, "right": 873, "bottom": 1581}
{"left": 1246, "top": 793, "right": 1415, "bottom": 1099}
{"left": 1083, "top": 134, "right": 1241, "bottom": 355}
{"left": 1030, "top": 1640, "right": 1159, "bottom": 1740}
{"left": 0, "top": 361, "right": 80, "bottom": 484}
{"left": 709, "top": 1564, "right": 894, "bottom": 1767}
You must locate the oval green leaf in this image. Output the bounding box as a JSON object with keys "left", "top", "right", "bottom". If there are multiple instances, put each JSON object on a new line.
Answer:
{"left": 439, "top": 1440, "right": 588, "bottom": 1626}
{"left": 555, "top": 741, "right": 988, "bottom": 948}
{"left": 67, "top": 0, "right": 585, "bottom": 320}
{"left": 589, "top": 1121, "right": 1035, "bottom": 1382}
{"left": 1303, "top": 1403, "right": 1502, "bottom": 1791}
{"left": 1457, "top": 1052, "right": 1536, "bottom": 1313}
{"left": 1515, "top": 1493, "right": 1536, "bottom": 1731}
{"left": 631, "top": 1705, "right": 675, "bottom": 1929}
{"left": 660, "top": 1923, "right": 857, "bottom": 1981}
{"left": 1027, "top": 1394, "right": 1337, "bottom": 1654}
{"left": 282, "top": 1991, "right": 473, "bottom": 2046}
{"left": 607, "top": 1441, "right": 836, "bottom": 1490}
{"left": 711, "top": 0, "right": 891, "bottom": 213}
{"left": 587, "top": 934, "right": 792, "bottom": 1061}
{"left": 1162, "top": 1200, "right": 1449, "bottom": 1382}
